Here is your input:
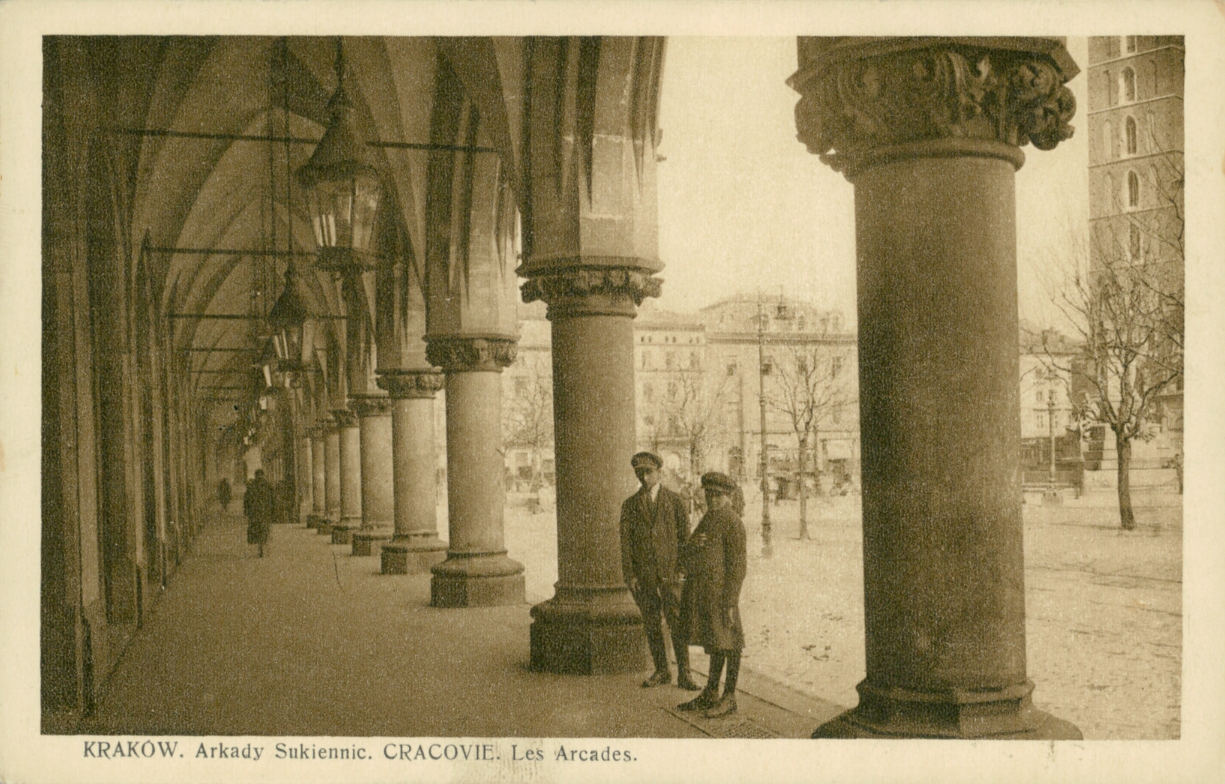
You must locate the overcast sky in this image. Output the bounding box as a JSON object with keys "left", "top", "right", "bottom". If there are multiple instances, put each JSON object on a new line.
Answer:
{"left": 655, "top": 37, "right": 1090, "bottom": 331}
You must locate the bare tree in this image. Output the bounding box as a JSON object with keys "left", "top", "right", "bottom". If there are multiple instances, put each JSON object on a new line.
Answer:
{"left": 763, "top": 341, "right": 855, "bottom": 539}
{"left": 1045, "top": 147, "right": 1183, "bottom": 530}
{"left": 644, "top": 368, "right": 731, "bottom": 507}
{"left": 502, "top": 358, "right": 554, "bottom": 492}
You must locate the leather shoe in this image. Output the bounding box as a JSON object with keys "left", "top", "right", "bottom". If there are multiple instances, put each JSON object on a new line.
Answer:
{"left": 676, "top": 674, "right": 701, "bottom": 691}
{"left": 678, "top": 691, "right": 718, "bottom": 712}
{"left": 704, "top": 694, "right": 737, "bottom": 719}
{"left": 641, "top": 670, "right": 671, "bottom": 688}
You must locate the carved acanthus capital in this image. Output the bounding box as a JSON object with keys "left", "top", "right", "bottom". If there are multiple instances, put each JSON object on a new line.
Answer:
{"left": 425, "top": 335, "right": 518, "bottom": 373}
{"left": 315, "top": 416, "right": 339, "bottom": 435}
{"left": 789, "top": 37, "right": 1077, "bottom": 178}
{"left": 331, "top": 408, "right": 360, "bottom": 429}
{"left": 377, "top": 370, "right": 445, "bottom": 399}
{"left": 349, "top": 394, "right": 394, "bottom": 418}
{"left": 520, "top": 265, "right": 663, "bottom": 318}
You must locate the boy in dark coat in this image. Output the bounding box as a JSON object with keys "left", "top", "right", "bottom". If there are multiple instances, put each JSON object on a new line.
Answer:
{"left": 620, "top": 452, "right": 700, "bottom": 691}
{"left": 678, "top": 471, "right": 747, "bottom": 718}
{"left": 244, "top": 469, "right": 274, "bottom": 558}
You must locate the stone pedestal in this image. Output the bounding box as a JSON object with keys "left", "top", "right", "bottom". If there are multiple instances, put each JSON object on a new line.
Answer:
{"left": 350, "top": 395, "right": 395, "bottom": 556}
{"left": 331, "top": 408, "right": 362, "bottom": 545}
{"left": 307, "top": 426, "right": 327, "bottom": 528}
{"left": 791, "top": 36, "right": 1081, "bottom": 740}
{"left": 426, "top": 337, "right": 524, "bottom": 607}
{"left": 377, "top": 371, "right": 448, "bottom": 575}
{"left": 521, "top": 270, "right": 657, "bottom": 674}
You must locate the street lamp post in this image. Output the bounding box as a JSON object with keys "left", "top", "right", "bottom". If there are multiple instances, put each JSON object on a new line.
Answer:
{"left": 1043, "top": 383, "right": 1061, "bottom": 506}
{"left": 756, "top": 295, "right": 772, "bottom": 558}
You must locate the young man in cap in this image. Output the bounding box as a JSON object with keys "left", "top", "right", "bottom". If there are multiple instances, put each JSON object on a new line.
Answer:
{"left": 678, "top": 471, "right": 747, "bottom": 718}
{"left": 620, "top": 452, "right": 700, "bottom": 691}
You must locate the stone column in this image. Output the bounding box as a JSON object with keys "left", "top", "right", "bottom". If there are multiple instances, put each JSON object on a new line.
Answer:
{"left": 350, "top": 394, "right": 395, "bottom": 556}
{"left": 320, "top": 417, "right": 341, "bottom": 536}
{"left": 377, "top": 371, "right": 448, "bottom": 574}
{"left": 790, "top": 36, "right": 1081, "bottom": 739}
{"left": 331, "top": 408, "right": 362, "bottom": 544}
{"left": 522, "top": 271, "right": 657, "bottom": 674}
{"left": 307, "top": 425, "right": 327, "bottom": 528}
{"left": 296, "top": 432, "right": 313, "bottom": 525}
{"left": 425, "top": 337, "right": 524, "bottom": 606}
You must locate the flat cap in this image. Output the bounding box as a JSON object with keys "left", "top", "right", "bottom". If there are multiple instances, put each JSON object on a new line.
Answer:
{"left": 631, "top": 451, "right": 663, "bottom": 469}
{"left": 700, "top": 471, "right": 736, "bottom": 494}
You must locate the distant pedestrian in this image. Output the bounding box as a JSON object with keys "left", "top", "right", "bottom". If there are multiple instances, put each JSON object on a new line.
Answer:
{"left": 217, "top": 479, "right": 232, "bottom": 513}
{"left": 620, "top": 452, "right": 699, "bottom": 691}
{"left": 243, "top": 469, "right": 274, "bottom": 558}
{"left": 678, "top": 472, "right": 747, "bottom": 719}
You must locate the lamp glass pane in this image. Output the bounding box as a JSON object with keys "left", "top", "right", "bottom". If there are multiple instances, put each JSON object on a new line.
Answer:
{"left": 351, "top": 173, "right": 381, "bottom": 253}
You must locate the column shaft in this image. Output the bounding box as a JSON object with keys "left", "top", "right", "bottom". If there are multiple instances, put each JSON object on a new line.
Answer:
{"left": 790, "top": 36, "right": 1082, "bottom": 739}
{"left": 527, "top": 288, "right": 647, "bottom": 674}
{"left": 309, "top": 430, "right": 327, "bottom": 527}
{"left": 332, "top": 410, "right": 362, "bottom": 544}
{"left": 321, "top": 422, "right": 341, "bottom": 535}
{"left": 425, "top": 337, "right": 524, "bottom": 607}
{"left": 297, "top": 434, "right": 313, "bottom": 524}
{"left": 351, "top": 396, "right": 395, "bottom": 556}
{"left": 378, "top": 372, "right": 447, "bottom": 574}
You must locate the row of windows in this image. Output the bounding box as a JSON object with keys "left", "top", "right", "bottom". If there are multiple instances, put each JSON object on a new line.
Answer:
{"left": 640, "top": 350, "right": 701, "bottom": 371}
{"left": 638, "top": 334, "right": 700, "bottom": 344}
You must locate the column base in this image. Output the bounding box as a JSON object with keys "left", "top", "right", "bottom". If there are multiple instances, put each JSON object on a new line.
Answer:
{"left": 529, "top": 590, "right": 648, "bottom": 675}
{"left": 317, "top": 518, "right": 336, "bottom": 536}
{"left": 351, "top": 528, "right": 393, "bottom": 557}
{"left": 330, "top": 518, "right": 360, "bottom": 545}
{"left": 381, "top": 537, "right": 448, "bottom": 575}
{"left": 430, "top": 553, "right": 525, "bottom": 607}
{"left": 811, "top": 680, "right": 1082, "bottom": 739}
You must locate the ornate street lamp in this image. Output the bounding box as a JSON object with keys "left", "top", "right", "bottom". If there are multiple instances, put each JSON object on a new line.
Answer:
{"left": 267, "top": 265, "right": 315, "bottom": 373}
{"left": 295, "top": 40, "right": 383, "bottom": 272}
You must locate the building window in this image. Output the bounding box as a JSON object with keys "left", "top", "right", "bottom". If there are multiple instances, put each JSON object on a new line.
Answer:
{"left": 1127, "top": 170, "right": 1140, "bottom": 208}
{"left": 761, "top": 360, "right": 772, "bottom": 376}
{"left": 689, "top": 352, "right": 700, "bottom": 370}
{"left": 1125, "top": 35, "right": 1137, "bottom": 53}
{"left": 643, "top": 383, "right": 654, "bottom": 403}
{"left": 726, "top": 363, "right": 736, "bottom": 377}
{"left": 1125, "top": 116, "right": 1138, "bottom": 155}
{"left": 667, "top": 382, "right": 677, "bottom": 400}
{"left": 1122, "top": 67, "right": 1136, "bottom": 102}
{"left": 1036, "top": 412, "right": 1047, "bottom": 430}
{"left": 665, "top": 352, "right": 675, "bottom": 369}
{"left": 1105, "top": 69, "right": 1116, "bottom": 107}
{"left": 1036, "top": 389, "right": 1044, "bottom": 403}
{"left": 832, "top": 356, "right": 843, "bottom": 377}
{"left": 832, "top": 406, "right": 842, "bottom": 425}
{"left": 641, "top": 352, "right": 648, "bottom": 370}
{"left": 1129, "top": 223, "right": 1142, "bottom": 259}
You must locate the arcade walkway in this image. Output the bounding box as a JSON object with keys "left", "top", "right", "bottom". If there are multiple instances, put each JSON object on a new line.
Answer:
{"left": 71, "top": 510, "right": 842, "bottom": 740}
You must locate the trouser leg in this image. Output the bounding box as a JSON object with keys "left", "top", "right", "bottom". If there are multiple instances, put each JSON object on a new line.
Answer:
{"left": 705, "top": 652, "right": 725, "bottom": 695}
{"left": 723, "top": 651, "right": 741, "bottom": 696}
{"left": 639, "top": 591, "right": 668, "bottom": 673}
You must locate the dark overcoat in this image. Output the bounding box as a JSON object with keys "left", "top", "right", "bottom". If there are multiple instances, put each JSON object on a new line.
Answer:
{"left": 244, "top": 477, "right": 274, "bottom": 545}
{"left": 679, "top": 506, "right": 747, "bottom": 652}
{"left": 620, "top": 484, "right": 690, "bottom": 600}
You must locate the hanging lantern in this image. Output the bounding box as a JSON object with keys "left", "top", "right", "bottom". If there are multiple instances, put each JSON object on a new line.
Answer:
{"left": 295, "top": 40, "right": 382, "bottom": 272}
{"left": 267, "top": 265, "right": 314, "bottom": 371}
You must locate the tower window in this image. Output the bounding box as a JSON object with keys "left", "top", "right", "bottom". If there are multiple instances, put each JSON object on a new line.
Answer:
{"left": 1122, "top": 68, "right": 1136, "bottom": 102}
{"left": 1127, "top": 170, "right": 1140, "bottom": 208}
{"left": 1125, "top": 116, "right": 1138, "bottom": 155}
{"left": 1129, "top": 224, "right": 1142, "bottom": 259}
{"left": 1125, "top": 36, "right": 1137, "bottom": 53}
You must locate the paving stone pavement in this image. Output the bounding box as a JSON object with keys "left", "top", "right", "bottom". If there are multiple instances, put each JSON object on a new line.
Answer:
{"left": 73, "top": 508, "right": 842, "bottom": 739}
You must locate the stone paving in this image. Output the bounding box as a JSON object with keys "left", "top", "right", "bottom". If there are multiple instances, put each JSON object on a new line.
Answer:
{"left": 75, "top": 489, "right": 1180, "bottom": 740}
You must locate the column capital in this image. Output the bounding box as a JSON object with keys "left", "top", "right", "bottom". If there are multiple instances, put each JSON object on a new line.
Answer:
{"left": 331, "top": 408, "right": 360, "bottom": 428}
{"left": 377, "top": 370, "right": 445, "bottom": 399}
{"left": 349, "top": 394, "right": 394, "bottom": 418}
{"left": 520, "top": 264, "right": 662, "bottom": 319}
{"left": 314, "top": 416, "right": 338, "bottom": 436}
{"left": 425, "top": 335, "right": 517, "bottom": 373}
{"left": 789, "top": 37, "right": 1077, "bottom": 179}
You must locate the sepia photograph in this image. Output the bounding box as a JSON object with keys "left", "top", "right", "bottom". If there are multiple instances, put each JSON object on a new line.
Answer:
{"left": 2, "top": 2, "right": 1224, "bottom": 783}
